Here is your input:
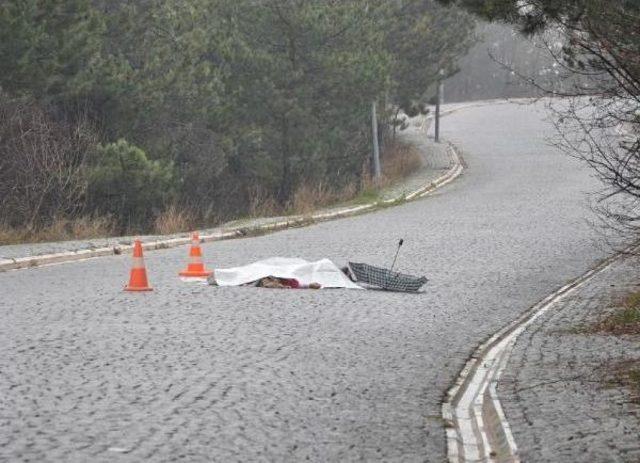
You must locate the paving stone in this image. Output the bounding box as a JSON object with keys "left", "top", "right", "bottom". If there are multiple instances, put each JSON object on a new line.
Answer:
{"left": 499, "top": 256, "right": 640, "bottom": 463}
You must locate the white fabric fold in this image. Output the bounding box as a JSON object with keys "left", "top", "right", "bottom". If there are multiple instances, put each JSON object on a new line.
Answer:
{"left": 213, "top": 257, "right": 361, "bottom": 289}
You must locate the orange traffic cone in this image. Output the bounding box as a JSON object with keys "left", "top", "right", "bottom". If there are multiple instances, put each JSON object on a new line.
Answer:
{"left": 179, "top": 232, "right": 213, "bottom": 278}
{"left": 124, "top": 240, "right": 153, "bottom": 292}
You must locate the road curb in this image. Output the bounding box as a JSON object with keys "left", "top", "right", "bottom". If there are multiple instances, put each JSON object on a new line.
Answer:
{"left": 0, "top": 143, "right": 464, "bottom": 272}
{"left": 442, "top": 247, "right": 634, "bottom": 463}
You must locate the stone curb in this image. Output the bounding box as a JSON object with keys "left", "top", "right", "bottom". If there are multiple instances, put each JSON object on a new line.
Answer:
{"left": 442, "top": 246, "right": 637, "bottom": 463}
{"left": 0, "top": 143, "right": 464, "bottom": 272}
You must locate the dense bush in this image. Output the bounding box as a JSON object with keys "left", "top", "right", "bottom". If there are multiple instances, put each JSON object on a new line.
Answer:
{"left": 86, "top": 140, "right": 175, "bottom": 232}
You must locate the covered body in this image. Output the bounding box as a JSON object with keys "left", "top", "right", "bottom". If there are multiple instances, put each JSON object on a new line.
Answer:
{"left": 211, "top": 257, "right": 361, "bottom": 289}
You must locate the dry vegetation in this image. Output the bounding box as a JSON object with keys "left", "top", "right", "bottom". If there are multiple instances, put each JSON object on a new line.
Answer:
{"left": 290, "top": 181, "right": 365, "bottom": 215}
{"left": 0, "top": 216, "right": 115, "bottom": 245}
{"left": 588, "top": 291, "right": 640, "bottom": 405}
{"left": 0, "top": 96, "right": 97, "bottom": 232}
{"left": 247, "top": 179, "right": 364, "bottom": 218}
{"left": 0, "top": 138, "right": 426, "bottom": 244}
{"left": 592, "top": 292, "right": 640, "bottom": 336}
{"left": 603, "top": 360, "right": 640, "bottom": 405}
{"left": 153, "top": 205, "right": 197, "bottom": 236}
{"left": 381, "top": 142, "right": 423, "bottom": 184}
{"left": 244, "top": 140, "right": 423, "bottom": 218}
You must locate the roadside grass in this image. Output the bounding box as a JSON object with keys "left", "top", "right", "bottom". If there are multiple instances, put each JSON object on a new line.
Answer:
{"left": 581, "top": 291, "right": 640, "bottom": 406}
{"left": 591, "top": 292, "right": 640, "bottom": 336}
{"left": 602, "top": 360, "right": 640, "bottom": 405}
{"left": 349, "top": 186, "right": 381, "bottom": 205}
{"left": 1, "top": 140, "right": 427, "bottom": 245}
{"left": 247, "top": 140, "right": 422, "bottom": 216}
{"left": 153, "top": 204, "right": 197, "bottom": 235}
{"left": 289, "top": 181, "right": 357, "bottom": 215}
{"left": 632, "top": 369, "right": 640, "bottom": 403}
{"left": 0, "top": 216, "right": 116, "bottom": 245}
{"left": 382, "top": 142, "right": 423, "bottom": 183}
{"left": 247, "top": 187, "right": 284, "bottom": 219}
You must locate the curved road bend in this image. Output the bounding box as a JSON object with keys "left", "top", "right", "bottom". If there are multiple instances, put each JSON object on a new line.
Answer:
{"left": 0, "top": 101, "right": 606, "bottom": 462}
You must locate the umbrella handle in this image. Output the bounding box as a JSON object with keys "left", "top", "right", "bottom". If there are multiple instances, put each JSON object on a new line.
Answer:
{"left": 389, "top": 239, "right": 404, "bottom": 272}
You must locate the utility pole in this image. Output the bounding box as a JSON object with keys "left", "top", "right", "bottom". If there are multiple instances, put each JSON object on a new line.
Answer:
{"left": 435, "top": 70, "right": 444, "bottom": 143}
{"left": 371, "top": 100, "right": 381, "bottom": 180}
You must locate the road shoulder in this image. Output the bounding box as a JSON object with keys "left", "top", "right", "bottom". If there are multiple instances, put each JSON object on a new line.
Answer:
{"left": 499, "top": 254, "right": 640, "bottom": 462}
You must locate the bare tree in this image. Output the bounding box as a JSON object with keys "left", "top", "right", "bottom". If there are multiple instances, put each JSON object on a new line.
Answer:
{"left": 442, "top": 1, "right": 640, "bottom": 246}
{"left": 0, "top": 94, "right": 97, "bottom": 230}
{"left": 542, "top": 5, "right": 640, "bottom": 245}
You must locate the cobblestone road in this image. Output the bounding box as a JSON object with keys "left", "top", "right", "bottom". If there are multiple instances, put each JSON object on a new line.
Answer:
{"left": 499, "top": 255, "right": 640, "bottom": 462}
{"left": 0, "top": 101, "right": 609, "bottom": 462}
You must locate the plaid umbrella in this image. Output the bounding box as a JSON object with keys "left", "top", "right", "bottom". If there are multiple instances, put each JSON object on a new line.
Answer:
{"left": 348, "top": 262, "right": 427, "bottom": 293}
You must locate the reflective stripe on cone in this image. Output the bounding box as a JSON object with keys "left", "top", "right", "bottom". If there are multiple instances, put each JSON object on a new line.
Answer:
{"left": 179, "top": 232, "right": 213, "bottom": 278}
{"left": 125, "top": 240, "right": 153, "bottom": 291}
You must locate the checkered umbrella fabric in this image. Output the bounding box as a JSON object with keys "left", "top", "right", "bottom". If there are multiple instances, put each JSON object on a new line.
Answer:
{"left": 348, "top": 262, "right": 427, "bottom": 292}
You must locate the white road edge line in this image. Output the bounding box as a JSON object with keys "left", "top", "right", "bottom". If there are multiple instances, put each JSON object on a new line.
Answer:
{"left": 442, "top": 248, "right": 633, "bottom": 462}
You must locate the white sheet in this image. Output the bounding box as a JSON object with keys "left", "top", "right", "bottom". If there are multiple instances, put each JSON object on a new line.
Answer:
{"left": 212, "top": 257, "right": 362, "bottom": 289}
